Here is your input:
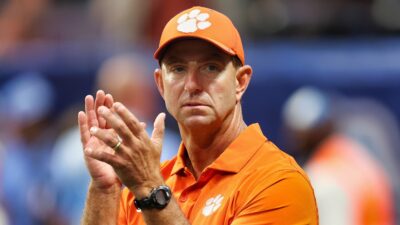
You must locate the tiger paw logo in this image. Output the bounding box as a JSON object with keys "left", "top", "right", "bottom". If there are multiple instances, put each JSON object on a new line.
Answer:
{"left": 177, "top": 9, "right": 211, "bottom": 33}
{"left": 202, "top": 194, "right": 224, "bottom": 217}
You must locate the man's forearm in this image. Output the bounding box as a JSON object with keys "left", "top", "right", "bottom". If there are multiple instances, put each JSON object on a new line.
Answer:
{"left": 81, "top": 182, "right": 121, "bottom": 225}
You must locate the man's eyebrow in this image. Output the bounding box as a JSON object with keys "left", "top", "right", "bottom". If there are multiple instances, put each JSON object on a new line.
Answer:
{"left": 199, "top": 53, "right": 229, "bottom": 62}
{"left": 163, "top": 56, "right": 185, "bottom": 65}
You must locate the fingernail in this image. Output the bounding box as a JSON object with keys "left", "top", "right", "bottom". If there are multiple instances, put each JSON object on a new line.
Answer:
{"left": 114, "top": 102, "right": 121, "bottom": 110}
{"left": 98, "top": 107, "right": 106, "bottom": 114}
{"left": 90, "top": 127, "right": 98, "bottom": 134}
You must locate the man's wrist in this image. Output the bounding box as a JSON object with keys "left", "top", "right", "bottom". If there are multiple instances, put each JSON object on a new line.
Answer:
{"left": 132, "top": 186, "right": 155, "bottom": 199}
{"left": 130, "top": 180, "right": 165, "bottom": 199}
{"left": 90, "top": 181, "right": 122, "bottom": 195}
{"left": 133, "top": 185, "right": 172, "bottom": 211}
{"left": 129, "top": 174, "right": 165, "bottom": 198}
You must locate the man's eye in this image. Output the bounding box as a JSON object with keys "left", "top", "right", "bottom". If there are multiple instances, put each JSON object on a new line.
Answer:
{"left": 205, "top": 64, "right": 219, "bottom": 72}
{"left": 171, "top": 66, "right": 185, "bottom": 73}
{"left": 208, "top": 65, "right": 217, "bottom": 71}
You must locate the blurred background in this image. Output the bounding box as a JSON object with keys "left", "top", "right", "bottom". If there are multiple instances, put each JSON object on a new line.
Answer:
{"left": 0, "top": 0, "right": 399, "bottom": 224}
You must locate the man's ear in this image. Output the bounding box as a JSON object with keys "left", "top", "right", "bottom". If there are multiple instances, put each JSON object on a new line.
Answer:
{"left": 235, "top": 65, "right": 253, "bottom": 102}
{"left": 154, "top": 68, "right": 164, "bottom": 99}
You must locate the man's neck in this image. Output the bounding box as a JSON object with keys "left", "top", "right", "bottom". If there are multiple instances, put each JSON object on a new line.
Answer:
{"left": 179, "top": 108, "right": 247, "bottom": 179}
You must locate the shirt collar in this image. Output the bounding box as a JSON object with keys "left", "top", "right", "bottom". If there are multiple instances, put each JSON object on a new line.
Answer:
{"left": 170, "top": 143, "right": 187, "bottom": 175}
{"left": 170, "top": 123, "right": 267, "bottom": 176}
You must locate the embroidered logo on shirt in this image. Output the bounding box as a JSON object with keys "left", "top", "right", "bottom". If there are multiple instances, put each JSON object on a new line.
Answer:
{"left": 202, "top": 194, "right": 224, "bottom": 216}
{"left": 177, "top": 9, "right": 211, "bottom": 33}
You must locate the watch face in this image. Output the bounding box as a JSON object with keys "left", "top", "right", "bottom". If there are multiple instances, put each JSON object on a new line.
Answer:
{"left": 155, "top": 190, "right": 168, "bottom": 205}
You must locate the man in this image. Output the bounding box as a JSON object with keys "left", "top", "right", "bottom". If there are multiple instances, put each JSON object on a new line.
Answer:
{"left": 79, "top": 6, "right": 318, "bottom": 225}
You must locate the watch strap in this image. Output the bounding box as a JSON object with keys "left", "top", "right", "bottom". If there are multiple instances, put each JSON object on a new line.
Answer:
{"left": 134, "top": 185, "right": 172, "bottom": 211}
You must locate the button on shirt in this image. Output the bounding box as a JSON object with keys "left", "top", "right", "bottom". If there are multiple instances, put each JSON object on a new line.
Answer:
{"left": 118, "top": 124, "right": 319, "bottom": 225}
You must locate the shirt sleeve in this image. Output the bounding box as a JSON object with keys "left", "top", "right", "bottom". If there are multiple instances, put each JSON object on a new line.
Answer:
{"left": 117, "top": 188, "right": 129, "bottom": 225}
{"left": 231, "top": 170, "right": 319, "bottom": 225}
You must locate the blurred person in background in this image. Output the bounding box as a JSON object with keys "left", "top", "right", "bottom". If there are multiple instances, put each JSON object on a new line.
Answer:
{"left": 50, "top": 53, "right": 180, "bottom": 225}
{"left": 0, "top": 141, "right": 10, "bottom": 225}
{"left": 0, "top": 73, "right": 62, "bottom": 225}
{"left": 89, "top": 0, "right": 207, "bottom": 49}
{"left": 50, "top": 106, "right": 90, "bottom": 225}
{"left": 335, "top": 98, "right": 400, "bottom": 222}
{"left": 89, "top": 0, "right": 151, "bottom": 48}
{"left": 0, "top": 0, "right": 50, "bottom": 56}
{"left": 282, "top": 86, "right": 396, "bottom": 225}
{"left": 0, "top": 206, "right": 9, "bottom": 225}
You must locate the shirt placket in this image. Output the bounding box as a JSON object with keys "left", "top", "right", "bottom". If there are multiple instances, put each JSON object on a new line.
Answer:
{"left": 179, "top": 168, "right": 215, "bottom": 221}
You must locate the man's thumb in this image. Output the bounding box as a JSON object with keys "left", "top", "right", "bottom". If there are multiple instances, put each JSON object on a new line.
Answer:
{"left": 151, "top": 112, "right": 166, "bottom": 149}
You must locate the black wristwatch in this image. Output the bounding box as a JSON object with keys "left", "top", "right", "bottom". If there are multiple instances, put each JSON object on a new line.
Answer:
{"left": 134, "top": 185, "right": 172, "bottom": 211}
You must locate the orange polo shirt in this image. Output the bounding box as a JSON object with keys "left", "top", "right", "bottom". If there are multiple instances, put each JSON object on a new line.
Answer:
{"left": 118, "top": 124, "right": 318, "bottom": 225}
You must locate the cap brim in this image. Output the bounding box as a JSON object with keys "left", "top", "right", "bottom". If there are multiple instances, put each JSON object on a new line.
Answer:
{"left": 154, "top": 35, "right": 236, "bottom": 62}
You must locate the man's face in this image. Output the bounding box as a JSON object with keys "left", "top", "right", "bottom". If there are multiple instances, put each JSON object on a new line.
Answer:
{"left": 156, "top": 39, "right": 240, "bottom": 130}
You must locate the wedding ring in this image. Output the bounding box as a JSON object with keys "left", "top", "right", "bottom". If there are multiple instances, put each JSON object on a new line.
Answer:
{"left": 112, "top": 137, "right": 122, "bottom": 151}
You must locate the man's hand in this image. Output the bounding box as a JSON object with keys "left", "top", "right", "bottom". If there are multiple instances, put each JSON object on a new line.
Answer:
{"left": 78, "top": 90, "right": 121, "bottom": 191}
{"left": 84, "top": 101, "right": 166, "bottom": 197}
{"left": 79, "top": 92, "right": 190, "bottom": 225}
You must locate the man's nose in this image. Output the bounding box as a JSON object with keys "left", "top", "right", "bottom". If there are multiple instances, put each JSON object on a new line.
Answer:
{"left": 184, "top": 70, "right": 202, "bottom": 94}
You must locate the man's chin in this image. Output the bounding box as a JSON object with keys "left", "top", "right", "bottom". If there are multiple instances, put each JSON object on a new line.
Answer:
{"left": 181, "top": 116, "right": 214, "bottom": 129}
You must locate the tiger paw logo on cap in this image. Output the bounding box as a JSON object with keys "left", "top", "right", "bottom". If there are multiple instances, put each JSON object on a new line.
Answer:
{"left": 177, "top": 9, "right": 211, "bottom": 33}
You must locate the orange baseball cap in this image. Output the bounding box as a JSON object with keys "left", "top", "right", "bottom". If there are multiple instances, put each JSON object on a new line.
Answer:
{"left": 154, "top": 6, "right": 245, "bottom": 65}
